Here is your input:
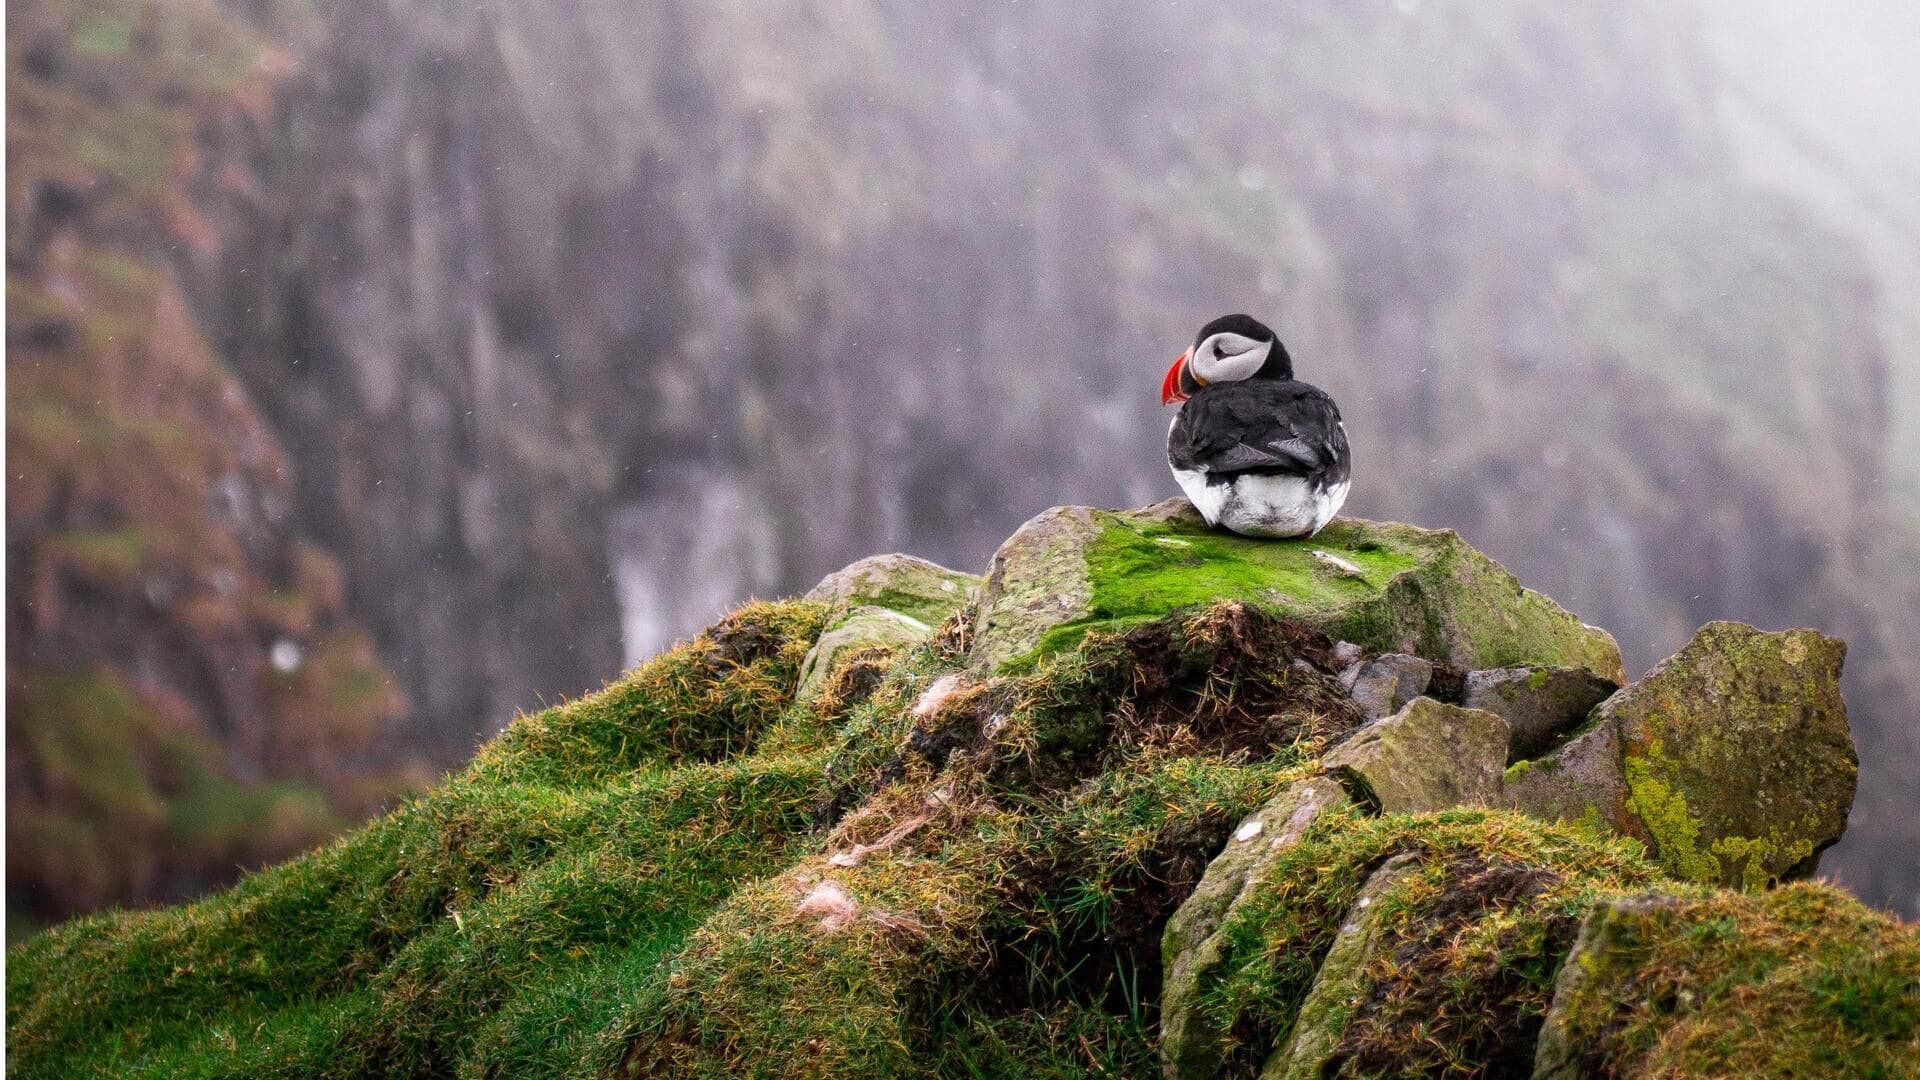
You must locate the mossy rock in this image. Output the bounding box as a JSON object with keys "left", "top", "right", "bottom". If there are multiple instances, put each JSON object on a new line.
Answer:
{"left": 1162, "top": 777, "right": 1350, "bottom": 1080}
{"left": 1321, "top": 698, "right": 1510, "bottom": 814}
{"left": 1535, "top": 886, "right": 1920, "bottom": 1078}
{"left": 795, "top": 554, "right": 978, "bottom": 702}
{"left": 1262, "top": 853, "right": 1424, "bottom": 1079}
{"left": 793, "top": 606, "right": 930, "bottom": 702}
{"left": 1503, "top": 622, "right": 1856, "bottom": 890}
{"left": 968, "top": 499, "right": 1624, "bottom": 681}
{"left": 802, "top": 552, "right": 978, "bottom": 628}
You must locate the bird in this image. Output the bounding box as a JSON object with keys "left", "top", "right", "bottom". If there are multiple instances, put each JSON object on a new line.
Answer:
{"left": 1161, "top": 313, "right": 1351, "bottom": 538}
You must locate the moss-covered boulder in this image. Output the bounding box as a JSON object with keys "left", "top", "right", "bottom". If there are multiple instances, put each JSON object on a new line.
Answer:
{"left": 802, "top": 552, "right": 978, "bottom": 628}
{"left": 795, "top": 554, "right": 978, "bottom": 700}
{"left": 1322, "top": 698, "right": 1510, "bottom": 813}
{"left": 968, "top": 499, "right": 1625, "bottom": 681}
{"left": 5, "top": 524, "right": 1902, "bottom": 1080}
{"left": 1534, "top": 887, "right": 1920, "bottom": 1079}
{"left": 794, "top": 606, "right": 930, "bottom": 701}
{"left": 1504, "top": 621, "right": 1855, "bottom": 889}
{"left": 1263, "top": 852, "right": 1423, "bottom": 1079}
{"left": 1162, "top": 778, "right": 1350, "bottom": 1080}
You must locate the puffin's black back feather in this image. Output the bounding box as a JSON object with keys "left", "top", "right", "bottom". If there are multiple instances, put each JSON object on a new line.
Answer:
{"left": 1168, "top": 379, "right": 1349, "bottom": 490}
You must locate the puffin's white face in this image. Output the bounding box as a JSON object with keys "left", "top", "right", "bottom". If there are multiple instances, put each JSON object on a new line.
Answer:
{"left": 1187, "top": 331, "right": 1272, "bottom": 385}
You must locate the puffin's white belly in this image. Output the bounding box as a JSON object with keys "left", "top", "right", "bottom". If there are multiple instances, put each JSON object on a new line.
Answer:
{"left": 1172, "top": 468, "right": 1349, "bottom": 538}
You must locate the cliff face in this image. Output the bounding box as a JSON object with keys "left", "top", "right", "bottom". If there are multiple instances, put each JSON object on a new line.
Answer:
{"left": 8, "top": 0, "right": 1916, "bottom": 923}
{"left": 194, "top": 0, "right": 1916, "bottom": 906}
{"left": 4, "top": 0, "right": 412, "bottom": 923}
{"left": 8, "top": 508, "right": 1907, "bottom": 1078}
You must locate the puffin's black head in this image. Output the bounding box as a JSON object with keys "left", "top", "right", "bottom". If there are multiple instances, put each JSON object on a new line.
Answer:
{"left": 1160, "top": 313, "right": 1293, "bottom": 405}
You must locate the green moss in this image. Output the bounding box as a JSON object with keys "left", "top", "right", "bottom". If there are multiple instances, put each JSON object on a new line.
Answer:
{"left": 1191, "top": 808, "right": 1661, "bottom": 1075}
{"left": 467, "top": 600, "right": 825, "bottom": 786}
{"left": 1072, "top": 513, "right": 1418, "bottom": 646}
{"left": 1543, "top": 886, "right": 1920, "bottom": 1078}
{"left": 1005, "top": 511, "right": 1622, "bottom": 680}
{"left": 7, "top": 595, "right": 1903, "bottom": 1079}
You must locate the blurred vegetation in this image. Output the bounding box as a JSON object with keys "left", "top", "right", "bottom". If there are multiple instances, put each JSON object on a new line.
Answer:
{"left": 5, "top": 0, "right": 414, "bottom": 933}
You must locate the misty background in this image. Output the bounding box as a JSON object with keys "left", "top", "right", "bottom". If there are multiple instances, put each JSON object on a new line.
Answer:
{"left": 7, "top": 0, "right": 1918, "bottom": 935}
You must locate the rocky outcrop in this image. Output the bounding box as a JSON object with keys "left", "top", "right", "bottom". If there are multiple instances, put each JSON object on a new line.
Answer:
{"left": 969, "top": 499, "right": 1625, "bottom": 680}
{"left": 1160, "top": 778, "right": 1350, "bottom": 1080}
{"left": 1504, "top": 622, "right": 1855, "bottom": 888}
{"left": 7, "top": 510, "right": 1902, "bottom": 1080}
{"left": 1264, "top": 854, "right": 1424, "bottom": 1080}
{"left": 794, "top": 554, "right": 977, "bottom": 700}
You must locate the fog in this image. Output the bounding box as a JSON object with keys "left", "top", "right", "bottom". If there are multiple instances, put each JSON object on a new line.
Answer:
{"left": 8, "top": 0, "right": 1918, "bottom": 930}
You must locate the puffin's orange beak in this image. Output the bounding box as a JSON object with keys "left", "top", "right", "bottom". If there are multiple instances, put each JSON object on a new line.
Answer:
{"left": 1161, "top": 348, "right": 1193, "bottom": 405}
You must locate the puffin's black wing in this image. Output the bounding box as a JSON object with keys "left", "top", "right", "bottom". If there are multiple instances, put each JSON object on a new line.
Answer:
{"left": 1169, "top": 380, "right": 1350, "bottom": 486}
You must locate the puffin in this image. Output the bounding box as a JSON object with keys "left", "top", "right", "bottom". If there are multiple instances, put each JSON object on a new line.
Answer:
{"left": 1161, "top": 313, "right": 1351, "bottom": 538}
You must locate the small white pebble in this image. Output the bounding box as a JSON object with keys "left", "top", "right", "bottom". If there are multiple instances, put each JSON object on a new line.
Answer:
{"left": 1234, "top": 819, "right": 1265, "bottom": 842}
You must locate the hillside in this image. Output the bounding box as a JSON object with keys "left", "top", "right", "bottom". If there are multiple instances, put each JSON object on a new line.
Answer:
{"left": 4, "top": 0, "right": 413, "bottom": 930}
{"left": 10, "top": 502, "right": 1914, "bottom": 1078}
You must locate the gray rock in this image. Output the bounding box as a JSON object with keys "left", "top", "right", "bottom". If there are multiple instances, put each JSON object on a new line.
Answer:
{"left": 1331, "top": 640, "right": 1364, "bottom": 671}
{"left": 1461, "top": 666, "right": 1618, "bottom": 760}
{"left": 1503, "top": 622, "right": 1854, "bottom": 889}
{"left": 968, "top": 506, "right": 1105, "bottom": 671}
{"left": 1161, "top": 778, "right": 1349, "bottom": 1080}
{"left": 1322, "top": 698, "right": 1510, "bottom": 813}
{"left": 1261, "top": 853, "right": 1424, "bottom": 1080}
{"left": 794, "top": 606, "right": 932, "bottom": 702}
{"left": 1341, "top": 653, "right": 1434, "bottom": 720}
{"left": 1501, "top": 719, "right": 1639, "bottom": 842}
{"left": 802, "top": 552, "right": 979, "bottom": 628}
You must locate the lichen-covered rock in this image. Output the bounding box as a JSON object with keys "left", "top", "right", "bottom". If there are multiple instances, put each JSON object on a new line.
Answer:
{"left": 967, "top": 499, "right": 1625, "bottom": 681}
{"left": 794, "top": 606, "right": 931, "bottom": 701}
{"left": 1322, "top": 699, "right": 1509, "bottom": 813}
{"left": 802, "top": 552, "right": 979, "bottom": 627}
{"left": 1612, "top": 622, "right": 1855, "bottom": 888}
{"left": 1501, "top": 719, "right": 1640, "bottom": 840}
{"left": 1261, "top": 853, "right": 1424, "bottom": 1080}
{"left": 1162, "top": 778, "right": 1350, "bottom": 1080}
{"left": 1342, "top": 653, "right": 1434, "bottom": 720}
{"left": 1463, "top": 666, "right": 1619, "bottom": 760}
{"left": 1505, "top": 622, "right": 1855, "bottom": 889}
